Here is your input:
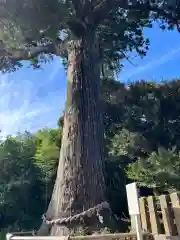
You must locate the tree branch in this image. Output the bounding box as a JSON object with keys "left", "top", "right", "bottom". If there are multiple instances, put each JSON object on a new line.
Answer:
{"left": 92, "top": 0, "right": 117, "bottom": 24}
{"left": 120, "top": 50, "right": 137, "bottom": 66}
{"left": 5, "top": 44, "right": 56, "bottom": 61}
{"left": 0, "top": 41, "right": 59, "bottom": 71}
{"left": 92, "top": 0, "right": 180, "bottom": 28}
{"left": 0, "top": 18, "right": 65, "bottom": 70}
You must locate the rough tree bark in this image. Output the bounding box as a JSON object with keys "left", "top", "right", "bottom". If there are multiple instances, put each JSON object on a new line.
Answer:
{"left": 38, "top": 32, "right": 114, "bottom": 236}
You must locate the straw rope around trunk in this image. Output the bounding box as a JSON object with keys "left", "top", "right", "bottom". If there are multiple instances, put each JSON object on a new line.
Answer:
{"left": 42, "top": 201, "right": 110, "bottom": 226}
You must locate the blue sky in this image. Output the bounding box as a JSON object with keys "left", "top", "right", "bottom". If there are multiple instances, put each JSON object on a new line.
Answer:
{"left": 1, "top": 23, "right": 180, "bottom": 136}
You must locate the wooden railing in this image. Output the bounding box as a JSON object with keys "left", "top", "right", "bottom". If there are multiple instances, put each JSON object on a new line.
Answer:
{"left": 6, "top": 233, "right": 153, "bottom": 240}
{"left": 138, "top": 192, "right": 180, "bottom": 236}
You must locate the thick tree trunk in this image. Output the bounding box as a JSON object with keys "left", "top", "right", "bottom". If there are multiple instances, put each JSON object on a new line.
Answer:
{"left": 39, "top": 33, "right": 114, "bottom": 236}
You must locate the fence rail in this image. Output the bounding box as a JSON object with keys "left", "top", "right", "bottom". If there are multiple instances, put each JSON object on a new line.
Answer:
{"left": 6, "top": 232, "right": 152, "bottom": 240}
{"left": 138, "top": 192, "right": 180, "bottom": 236}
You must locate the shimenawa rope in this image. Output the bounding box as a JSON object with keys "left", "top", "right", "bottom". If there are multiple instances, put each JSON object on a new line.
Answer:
{"left": 42, "top": 201, "right": 110, "bottom": 225}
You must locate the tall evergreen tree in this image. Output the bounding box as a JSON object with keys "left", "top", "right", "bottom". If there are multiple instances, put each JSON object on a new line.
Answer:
{"left": 1, "top": 0, "right": 180, "bottom": 236}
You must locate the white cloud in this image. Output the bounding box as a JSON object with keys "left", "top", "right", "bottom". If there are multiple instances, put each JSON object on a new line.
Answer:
{"left": 121, "top": 46, "right": 180, "bottom": 80}
{"left": 0, "top": 70, "right": 66, "bottom": 137}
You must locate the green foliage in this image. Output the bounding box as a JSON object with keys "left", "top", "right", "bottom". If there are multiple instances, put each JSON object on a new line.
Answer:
{"left": 33, "top": 128, "right": 61, "bottom": 206}
{"left": 0, "top": 127, "right": 63, "bottom": 232}
{"left": 107, "top": 79, "right": 180, "bottom": 194}
{"left": 109, "top": 129, "right": 149, "bottom": 161}
{"left": 101, "top": 78, "right": 127, "bottom": 134}
{"left": 34, "top": 128, "right": 60, "bottom": 180}
{"left": 127, "top": 147, "right": 180, "bottom": 193}
{"left": 0, "top": 133, "right": 43, "bottom": 230}
{"left": 2, "top": 0, "right": 180, "bottom": 72}
{"left": 105, "top": 159, "right": 128, "bottom": 217}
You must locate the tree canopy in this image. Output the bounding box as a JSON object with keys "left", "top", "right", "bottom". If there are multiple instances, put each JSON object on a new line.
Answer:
{"left": 0, "top": 0, "right": 180, "bottom": 72}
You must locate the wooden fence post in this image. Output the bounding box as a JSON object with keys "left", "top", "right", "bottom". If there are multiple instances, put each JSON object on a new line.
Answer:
{"left": 170, "top": 192, "right": 180, "bottom": 235}
{"left": 130, "top": 215, "right": 136, "bottom": 232}
{"left": 139, "top": 197, "right": 151, "bottom": 232}
{"left": 147, "top": 196, "right": 161, "bottom": 234}
{"left": 159, "top": 194, "right": 177, "bottom": 236}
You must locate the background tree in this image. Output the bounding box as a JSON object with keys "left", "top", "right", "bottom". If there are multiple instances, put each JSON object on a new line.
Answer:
{"left": 0, "top": 133, "right": 43, "bottom": 231}
{"left": 34, "top": 128, "right": 61, "bottom": 208}
{"left": 127, "top": 147, "right": 180, "bottom": 194}
{"left": 108, "top": 79, "right": 180, "bottom": 195}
